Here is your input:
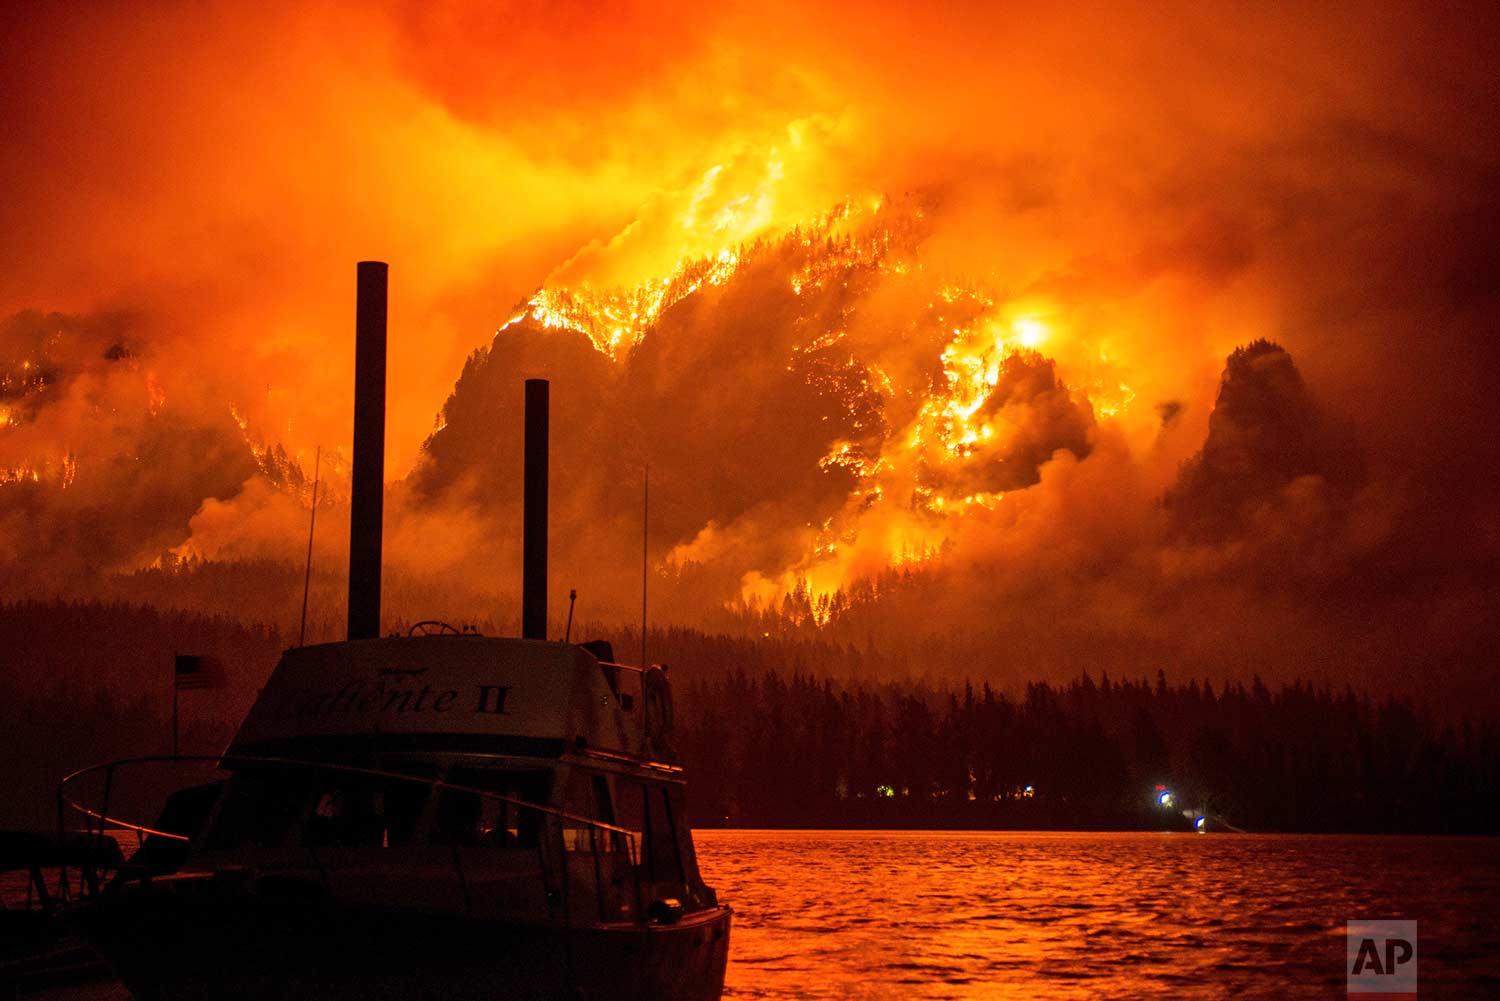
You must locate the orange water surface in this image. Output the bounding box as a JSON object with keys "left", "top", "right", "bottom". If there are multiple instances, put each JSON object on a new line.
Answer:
{"left": 694, "top": 830, "right": 1500, "bottom": 1000}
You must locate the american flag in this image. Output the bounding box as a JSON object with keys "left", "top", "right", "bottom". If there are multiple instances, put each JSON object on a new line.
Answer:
{"left": 174, "top": 654, "right": 222, "bottom": 690}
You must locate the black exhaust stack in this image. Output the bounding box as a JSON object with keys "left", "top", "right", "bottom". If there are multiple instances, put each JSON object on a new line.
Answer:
{"left": 522, "top": 378, "right": 548, "bottom": 640}
{"left": 347, "top": 261, "right": 387, "bottom": 641}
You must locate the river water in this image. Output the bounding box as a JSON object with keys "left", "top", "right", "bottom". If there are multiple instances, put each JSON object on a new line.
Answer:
{"left": 695, "top": 830, "right": 1500, "bottom": 1000}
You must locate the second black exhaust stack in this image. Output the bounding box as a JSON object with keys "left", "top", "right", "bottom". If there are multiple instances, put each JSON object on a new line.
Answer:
{"left": 347, "top": 261, "right": 386, "bottom": 641}
{"left": 522, "top": 378, "right": 548, "bottom": 640}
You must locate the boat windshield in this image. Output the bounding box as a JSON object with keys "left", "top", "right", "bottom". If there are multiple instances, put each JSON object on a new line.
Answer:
{"left": 431, "top": 766, "right": 551, "bottom": 848}
{"left": 202, "top": 762, "right": 551, "bottom": 851}
{"left": 304, "top": 767, "right": 436, "bottom": 848}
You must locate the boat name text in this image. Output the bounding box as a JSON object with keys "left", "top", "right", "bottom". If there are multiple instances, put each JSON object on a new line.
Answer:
{"left": 270, "top": 679, "right": 511, "bottom": 719}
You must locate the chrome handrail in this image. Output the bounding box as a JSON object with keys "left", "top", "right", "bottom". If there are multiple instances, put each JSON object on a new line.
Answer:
{"left": 59, "top": 755, "right": 221, "bottom": 842}
{"left": 595, "top": 659, "right": 645, "bottom": 674}
{"left": 57, "top": 753, "right": 645, "bottom": 925}
{"left": 59, "top": 754, "right": 639, "bottom": 846}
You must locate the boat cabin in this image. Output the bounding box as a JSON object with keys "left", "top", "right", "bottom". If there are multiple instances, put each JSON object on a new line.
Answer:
{"left": 184, "top": 634, "right": 715, "bottom": 927}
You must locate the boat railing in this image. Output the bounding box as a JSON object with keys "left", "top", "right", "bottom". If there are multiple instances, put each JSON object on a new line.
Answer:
{"left": 596, "top": 659, "right": 678, "bottom": 761}
{"left": 56, "top": 754, "right": 647, "bottom": 926}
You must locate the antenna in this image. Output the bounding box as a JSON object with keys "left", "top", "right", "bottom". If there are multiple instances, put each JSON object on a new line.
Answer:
{"left": 298, "top": 445, "right": 321, "bottom": 647}
{"left": 641, "top": 464, "right": 649, "bottom": 670}
{"left": 564, "top": 588, "right": 577, "bottom": 643}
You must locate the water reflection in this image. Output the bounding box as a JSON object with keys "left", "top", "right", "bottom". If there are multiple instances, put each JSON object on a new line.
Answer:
{"left": 695, "top": 830, "right": 1500, "bottom": 1000}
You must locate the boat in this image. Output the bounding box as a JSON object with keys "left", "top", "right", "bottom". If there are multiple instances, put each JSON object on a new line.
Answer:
{"left": 54, "top": 262, "right": 732, "bottom": 1000}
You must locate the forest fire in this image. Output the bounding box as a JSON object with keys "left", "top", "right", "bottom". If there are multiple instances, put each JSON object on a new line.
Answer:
{"left": 488, "top": 201, "right": 1114, "bottom": 608}
{"left": 522, "top": 246, "right": 742, "bottom": 361}
{"left": 1, "top": 5, "right": 1499, "bottom": 1000}
{"left": 0, "top": 0, "right": 1494, "bottom": 710}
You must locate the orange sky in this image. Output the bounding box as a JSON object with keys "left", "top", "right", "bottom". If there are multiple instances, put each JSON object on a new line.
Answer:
{"left": 1, "top": 1, "right": 1489, "bottom": 469}
{"left": 2, "top": 1, "right": 1497, "bottom": 703}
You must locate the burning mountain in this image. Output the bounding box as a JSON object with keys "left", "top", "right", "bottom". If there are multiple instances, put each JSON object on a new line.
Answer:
{"left": 1, "top": 1, "right": 1496, "bottom": 707}
{"left": 407, "top": 195, "right": 1375, "bottom": 642}
{"left": 412, "top": 199, "right": 1113, "bottom": 616}
{"left": 1166, "top": 340, "right": 1363, "bottom": 544}
{"left": 0, "top": 182, "right": 1484, "bottom": 708}
{"left": 0, "top": 310, "right": 261, "bottom": 582}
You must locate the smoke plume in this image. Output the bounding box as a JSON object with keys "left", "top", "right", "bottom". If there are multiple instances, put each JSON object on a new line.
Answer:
{"left": 1, "top": 1, "right": 1496, "bottom": 710}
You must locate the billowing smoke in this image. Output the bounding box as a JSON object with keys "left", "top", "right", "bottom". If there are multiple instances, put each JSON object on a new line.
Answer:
{"left": 1, "top": 1, "right": 1496, "bottom": 710}
{"left": 1167, "top": 340, "right": 1362, "bottom": 538}
{"left": 0, "top": 310, "right": 259, "bottom": 583}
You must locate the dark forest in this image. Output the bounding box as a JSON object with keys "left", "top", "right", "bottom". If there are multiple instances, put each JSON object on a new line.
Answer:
{"left": 1, "top": 601, "right": 1493, "bottom": 835}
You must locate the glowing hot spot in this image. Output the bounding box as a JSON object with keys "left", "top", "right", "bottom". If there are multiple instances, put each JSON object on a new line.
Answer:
{"left": 1013, "top": 317, "right": 1048, "bottom": 349}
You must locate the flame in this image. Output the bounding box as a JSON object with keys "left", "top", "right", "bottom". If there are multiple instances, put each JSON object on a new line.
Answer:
{"left": 522, "top": 198, "right": 911, "bottom": 360}
{"left": 145, "top": 374, "right": 166, "bottom": 416}
{"left": 524, "top": 248, "right": 742, "bottom": 361}
{"left": 633, "top": 202, "right": 1158, "bottom": 612}
{"left": 528, "top": 199, "right": 1138, "bottom": 613}
{"left": 1013, "top": 317, "right": 1049, "bottom": 350}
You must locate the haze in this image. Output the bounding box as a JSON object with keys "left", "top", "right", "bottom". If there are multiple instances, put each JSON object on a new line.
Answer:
{"left": 2, "top": 1, "right": 1497, "bottom": 713}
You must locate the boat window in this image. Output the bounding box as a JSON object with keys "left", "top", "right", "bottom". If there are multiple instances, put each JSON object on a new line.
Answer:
{"left": 592, "top": 774, "right": 616, "bottom": 824}
{"left": 380, "top": 766, "right": 437, "bottom": 846}
{"left": 303, "top": 764, "right": 437, "bottom": 849}
{"left": 204, "top": 766, "right": 313, "bottom": 850}
{"left": 563, "top": 774, "right": 623, "bottom": 854}
{"left": 643, "top": 783, "right": 685, "bottom": 883}
{"left": 613, "top": 777, "right": 644, "bottom": 842}
{"left": 431, "top": 767, "right": 550, "bottom": 848}
{"left": 664, "top": 784, "right": 698, "bottom": 881}
{"left": 613, "top": 779, "right": 683, "bottom": 881}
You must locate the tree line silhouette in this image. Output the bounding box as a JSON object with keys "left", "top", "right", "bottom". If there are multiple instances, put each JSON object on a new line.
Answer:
{"left": 1, "top": 601, "right": 1494, "bottom": 834}
{"left": 674, "top": 669, "right": 1499, "bottom": 833}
